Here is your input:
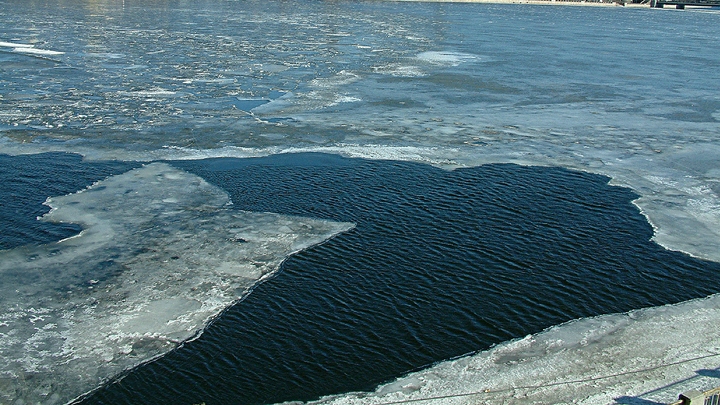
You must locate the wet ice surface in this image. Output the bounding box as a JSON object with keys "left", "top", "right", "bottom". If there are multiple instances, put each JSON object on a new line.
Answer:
{"left": 0, "top": 163, "right": 352, "bottom": 404}
{"left": 313, "top": 296, "right": 720, "bottom": 405}
{"left": 313, "top": 295, "right": 720, "bottom": 405}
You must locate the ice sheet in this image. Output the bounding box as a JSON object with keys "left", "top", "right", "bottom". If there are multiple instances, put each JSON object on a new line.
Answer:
{"left": 312, "top": 294, "right": 720, "bottom": 405}
{"left": 0, "top": 163, "right": 353, "bottom": 404}
{"left": 252, "top": 71, "right": 363, "bottom": 114}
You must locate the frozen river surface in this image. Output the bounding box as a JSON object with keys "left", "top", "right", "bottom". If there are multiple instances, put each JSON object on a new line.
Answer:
{"left": 1, "top": 0, "right": 720, "bottom": 404}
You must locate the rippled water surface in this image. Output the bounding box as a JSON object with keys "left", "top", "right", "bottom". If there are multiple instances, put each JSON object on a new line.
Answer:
{"left": 74, "top": 153, "right": 720, "bottom": 405}
{"left": 0, "top": 153, "right": 137, "bottom": 250}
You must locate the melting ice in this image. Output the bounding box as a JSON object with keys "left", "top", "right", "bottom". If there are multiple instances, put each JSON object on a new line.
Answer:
{"left": 0, "top": 163, "right": 352, "bottom": 404}
{"left": 313, "top": 294, "right": 720, "bottom": 405}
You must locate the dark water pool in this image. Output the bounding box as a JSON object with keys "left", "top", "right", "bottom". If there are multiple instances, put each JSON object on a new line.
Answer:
{"left": 82, "top": 153, "right": 720, "bottom": 405}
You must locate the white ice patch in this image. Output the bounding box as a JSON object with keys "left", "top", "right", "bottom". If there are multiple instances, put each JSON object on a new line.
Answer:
{"left": 416, "top": 51, "right": 477, "bottom": 66}
{"left": 333, "top": 95, "right": 362, "bottom": 104}
{"left": 0, "top": 41, "right": 64, "bottom": 55}
{"left": 0, "top": 163, "right": 353, "bottom": 405}
{"left": 250, "top": 72, "right": 362, "bottom": 114}
{"left": 313, "top": 295, "right": 720, "bottom": 405}
{"left": 309, "top": 71, "right": 361, "bottom": 88}
{"left": 372, "top": 63, "right": 427, "bottom": 77}
{"left": 11, "top": 47, "right": 65, "bottom": 56}
{"left": 149, "top": 144, "right": 459, "bottom": 167}
{"left": 117, "top": 88, "right": 177, "bottom": 97}
{"left": 0, "top": 41, "right": 34, "bottom": 48}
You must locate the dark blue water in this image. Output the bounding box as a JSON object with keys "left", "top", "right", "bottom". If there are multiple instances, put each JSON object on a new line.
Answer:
{"left": 0, "top": 153, "right": 137, "bottom": 251}
{"left": 63, "top": 153, "right": 720, "bottom": 405}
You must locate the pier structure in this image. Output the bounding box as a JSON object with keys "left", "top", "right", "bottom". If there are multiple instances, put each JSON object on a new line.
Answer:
{"left": 650, "top": 0, "right": 720, "bottom": 8}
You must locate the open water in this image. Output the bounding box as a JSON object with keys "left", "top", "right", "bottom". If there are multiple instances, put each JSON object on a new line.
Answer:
{"left": 1, "top": 1, "right": 720, "bottom": 404}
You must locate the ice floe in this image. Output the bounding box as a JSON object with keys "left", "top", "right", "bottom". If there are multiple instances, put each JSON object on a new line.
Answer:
{"left": 0, "top": 163, "right": 353, "bottom": 404}
{"left": 312, "top": 294, "right": 720, "bottom": 405}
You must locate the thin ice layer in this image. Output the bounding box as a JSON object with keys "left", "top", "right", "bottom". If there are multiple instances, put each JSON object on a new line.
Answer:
{"left": 0, "top": 163, "right": 353, "bottom": 405}
{"left": 314, "top": 294, "right": 720, "bottom": 405}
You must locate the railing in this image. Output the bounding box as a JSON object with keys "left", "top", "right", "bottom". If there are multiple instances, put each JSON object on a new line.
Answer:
{"left": 651, "top": 0, "right": 720, "bottom": 7}
{"left": 670, "top": 387, "right": 720, "bottom": 405}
